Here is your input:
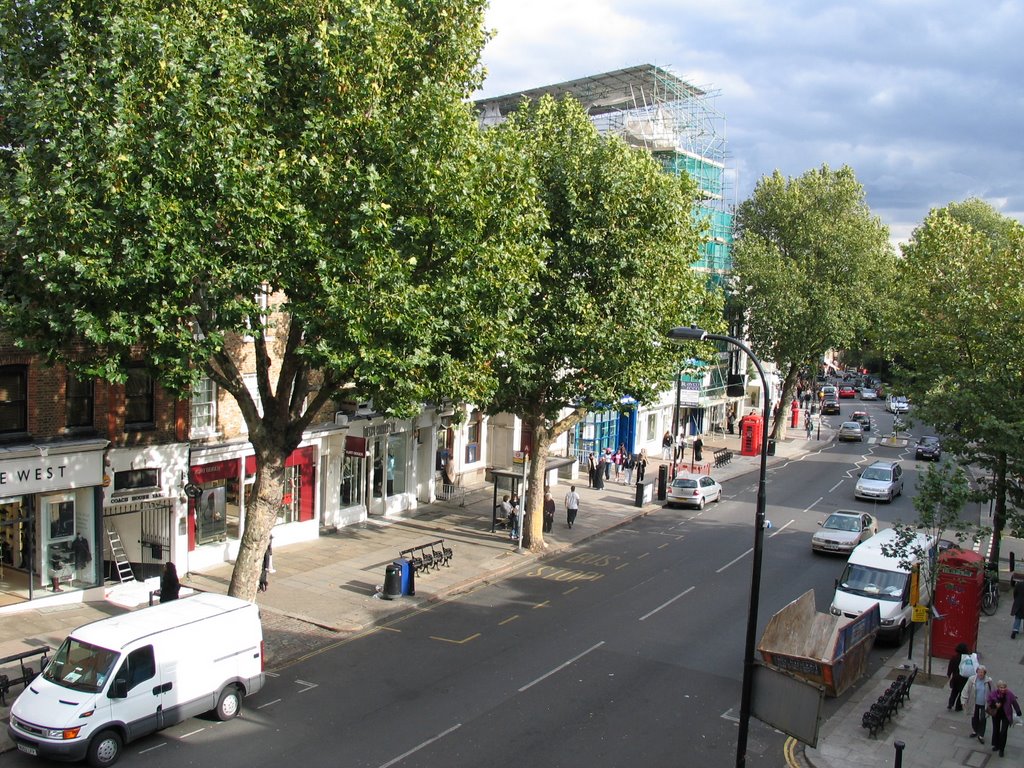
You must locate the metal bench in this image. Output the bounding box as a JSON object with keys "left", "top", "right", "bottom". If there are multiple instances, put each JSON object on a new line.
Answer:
{"left": 861, "top": 666, "right": 916, "bottom": 738}
{"left": 0, "top": 647, "right": 50, "bottom": 706}
{"left": 399, "top": 539, "right": 453, "bottom": 575}
{"left": 713, "top": 448, "right": 733, "bottom": 468}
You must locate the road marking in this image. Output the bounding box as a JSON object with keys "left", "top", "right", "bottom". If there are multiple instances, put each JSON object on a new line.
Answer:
{"left": 180, "top": 728, "right": 205, "bottom": 738}
{"left": 615, "top": 562, "right": 629, "bottom": 570}
{"left": 562, "top": 586, "right": 580, "bottom": 595}
{"left": 829, "top": 480, "right": 844, "bottom": 492}
{"left": 658, "top": 542, "right": 670, "bottom": 549}
{"left": 519, "top": 641, "right": 606, "bottom": 692}
{"left": 377, "top": 723, "right": 462, "bottom": 768}
{"left": 803, "top": 497, "right": 823, "bottom": 513}
{"left": 295, "top": 679, "right": 318, "bottom": 693}
{"left": 638, "top": 552, "right": 650, "bottom": 559}
{"left": 721, "top": 707, "right": 739, "bottom": 722}
{"left": 138, "top": 743, "right": 166, "bottom": 754}
{"left": 717, "top": 550, "right": 752, "bottom": 573}
{"left": 257, "top": 698, "right": 282, "bottom": 709}
{"left": 769, "top": 520, "right": 794, "bottom": 537}
{"left": 533, "top": 601, "right": 550, "bottom": 610}
{"left": 430, "top": 632, "right": 481, "bottom": 644}
{"left": 499, "top": 615, "right": 519, "bottom": 625}
{"left": 639, "top": 586, "right": 695, "bottom": 621}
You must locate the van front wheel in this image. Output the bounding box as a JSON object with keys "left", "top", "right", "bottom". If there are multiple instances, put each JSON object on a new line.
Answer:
{"left": 216, "top": 685, "right": 242, "bottom": 721}
{"left": 87, "top": 730, "right": 123, "bottom": 767}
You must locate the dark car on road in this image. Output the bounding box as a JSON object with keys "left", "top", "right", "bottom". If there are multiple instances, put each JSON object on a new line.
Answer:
{"left": 822, "top": 396, "right": 841, "bottom": 415}
{"left": 915, "top": 435, "right": 942, "bottom": 461}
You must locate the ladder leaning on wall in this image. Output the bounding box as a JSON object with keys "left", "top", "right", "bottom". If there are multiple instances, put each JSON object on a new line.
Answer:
{"left": 105, "top": 528, "right": 135, "bottom": 583}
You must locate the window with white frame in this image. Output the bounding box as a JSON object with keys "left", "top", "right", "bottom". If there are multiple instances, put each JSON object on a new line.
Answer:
{"left": 190, "top": 377, "right": 217, "bottom": 437}
{"left": 646, "top": 413, "right": 657, "bottom": 442}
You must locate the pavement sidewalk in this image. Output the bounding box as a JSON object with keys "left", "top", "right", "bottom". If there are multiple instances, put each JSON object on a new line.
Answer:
{"left": 8, "top": 419, "right": 1021, "bottom": 768}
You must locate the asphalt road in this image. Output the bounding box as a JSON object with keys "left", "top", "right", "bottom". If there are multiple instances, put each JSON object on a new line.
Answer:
{"left": 9, "top": 400, "right": 969, "bottom": 768}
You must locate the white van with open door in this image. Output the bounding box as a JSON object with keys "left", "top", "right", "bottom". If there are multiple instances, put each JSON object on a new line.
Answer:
{"left": 8, "top": 593, "right": 264, "bottom": 766}
{"left": 829, "top": 528, "right": 936, "bottom": 642}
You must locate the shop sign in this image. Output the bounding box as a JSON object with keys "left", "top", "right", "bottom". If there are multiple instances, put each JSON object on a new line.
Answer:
{"left": 363, "top": 421, "right": 396, "bottom": 438}
{"left": 345, "top": 436, "right": 368, "bottom": 458}
{"left": 0, "top": 452, "right": 103, "bottom": 495}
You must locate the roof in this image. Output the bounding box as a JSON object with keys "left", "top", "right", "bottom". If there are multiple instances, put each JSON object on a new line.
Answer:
{"left": 475, "top": 64, "right": 705, "bottom": 118}
{"left": 71, "top": 593, "right": 254, "bottom": 651}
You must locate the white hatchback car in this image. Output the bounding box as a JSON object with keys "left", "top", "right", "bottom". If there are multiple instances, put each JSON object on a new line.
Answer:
{"left": 666, "top": 474, "right": 723, "bottom": 509}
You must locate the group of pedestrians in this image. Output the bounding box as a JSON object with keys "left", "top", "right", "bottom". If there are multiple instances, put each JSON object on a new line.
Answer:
{"left": 948, "top": 635, "right": 1023, "bottom": 757}
{"left": 586, "top": 447, "right": 650, "bottom": 489}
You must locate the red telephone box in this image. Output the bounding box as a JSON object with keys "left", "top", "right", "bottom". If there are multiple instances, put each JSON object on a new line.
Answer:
{"left": 739, "top": 412, "right": 763, "bottom": 457}
{"left": 790, "top": 398, "right": 800, "bottom": 428}
{"left": 932, "top": 549, "right": 984, "bottom": 659}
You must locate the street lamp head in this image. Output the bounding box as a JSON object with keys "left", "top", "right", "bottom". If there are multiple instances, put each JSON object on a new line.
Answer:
{"left": 667, "top": 325, "right": 709, "bottom": 343}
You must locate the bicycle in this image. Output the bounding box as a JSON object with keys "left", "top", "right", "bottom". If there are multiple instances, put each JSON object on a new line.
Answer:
{"left": 981, "top": 564, "right": 1000, "bottom": 616}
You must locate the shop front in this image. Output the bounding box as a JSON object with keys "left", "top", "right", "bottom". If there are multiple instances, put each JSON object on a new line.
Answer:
{"left": 0, "top": 439, "right": 107, "bottom": 609}
{"left": 187, "top": 444, "right": 319, "bottom": 572}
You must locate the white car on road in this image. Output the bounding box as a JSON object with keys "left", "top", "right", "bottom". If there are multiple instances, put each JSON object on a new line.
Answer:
{"left": 666, "top": 474, "right": 723, "bottom": 509}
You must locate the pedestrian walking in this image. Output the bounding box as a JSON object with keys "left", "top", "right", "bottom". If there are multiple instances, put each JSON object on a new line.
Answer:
{"left": 604, "top": 448, "right": 613, "bottom": 480}
{"left": 613, "top": 446, "right": 625, "bottom": 483}
{"left": 265, "top": 534, "right": 275, "bottom": 573}
{"left": 258, "top": 544, "right": 271, "bottom": 592}
{"left": 661, "top": 430, "right": 673, "bottom": 460}
{"left": 594, "top": 454, "right": 606, "bottom": 490}
{"left": 635, "top": 449, "right": 649, "bottom": 483}
{"left": 674, "top": 429, "right": 686, "bottom": 463}
{"left": 159, "top": 561, "right": 180, "bottom": 603}
{"left": 805, "top": 415, "right": 813, "bottom": 439}
{"left": 966, "top": 664, "right": 995, "bottom": 743}
{"left": 565, "top": 485, "right": 580, "bottom": 528}
{"left": 693, "top": 435, "right": 704, "bottom": 463}
{"left": 543, "top": 491, "right": 555, "bottom": 533}
{"left": 987, "top": 680, "right": 1022, "bottom": 756}
{"left": 624, "top": 452, "right": 636, "bottom": 485}
{"left": 947, "top": 642, "right": 977, "bottom": 711}
{"left": 587, "top": 452, "right": 597, "bottom": 488}
{"left": 1010, "top": 576, "right": 1024, "bottom": 638}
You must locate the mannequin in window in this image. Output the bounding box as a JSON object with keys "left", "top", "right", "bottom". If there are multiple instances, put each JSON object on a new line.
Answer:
{"left": 71, "top": 533, "right": 92, "bottom": 570}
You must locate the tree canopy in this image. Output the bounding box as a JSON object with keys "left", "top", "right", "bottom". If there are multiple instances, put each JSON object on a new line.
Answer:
{"left": 484, "top": 96, "right": 722, "bottom": 549}
{"left": 889, "top": 201, "right": 1024, "bottom": 563}
{"left": 730, "top": 165, "right": 894, "bottom": 435}
{"left": 0, "top": 0, "right": 544, "bottom": 597}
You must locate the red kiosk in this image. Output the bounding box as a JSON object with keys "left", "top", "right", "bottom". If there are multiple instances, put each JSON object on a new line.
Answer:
{"left": 932, "top": 549, "right": 984, "bottom": 659}
{"left": 739, "top": 412, "right": 764, "bottom": 457}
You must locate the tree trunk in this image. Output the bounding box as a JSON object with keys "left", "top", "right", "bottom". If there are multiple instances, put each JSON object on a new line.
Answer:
{"left": 227, "top": 453, "right": 286, "bottom": 601}
{"left": 990, "top": 451, "right": 1008, "bottom": 568}
{"left": 522, "top": 420, "right": 553, "bottom": 552}
{"left": 770, "top": 362, "right": 801, "bottom": 440}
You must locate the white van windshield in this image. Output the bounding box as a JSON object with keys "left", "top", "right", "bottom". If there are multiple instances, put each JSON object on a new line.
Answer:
{"left": 838, "top": 563, "right": 908, "bottom": 601}
{"left": 861, "top": 467, "right": 892, "bottom": 481}
{"left": 43, "top": 637, "right": 119, "bottom": 693}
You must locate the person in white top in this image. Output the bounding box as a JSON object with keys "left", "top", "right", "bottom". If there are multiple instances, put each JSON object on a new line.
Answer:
{"left": 565, "top": 486, "right": 581, "bottom": 528}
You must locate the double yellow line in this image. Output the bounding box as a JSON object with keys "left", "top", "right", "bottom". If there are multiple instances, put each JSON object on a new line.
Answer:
{"left": 784, "top": 736, "right": 804, "bottom": 767}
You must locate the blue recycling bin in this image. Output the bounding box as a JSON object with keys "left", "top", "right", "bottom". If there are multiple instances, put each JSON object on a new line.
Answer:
{"left": 394, "top": 559, "right": 415, "bottom": 596}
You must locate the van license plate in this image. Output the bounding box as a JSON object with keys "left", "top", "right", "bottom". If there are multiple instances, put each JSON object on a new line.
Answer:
{"left": 18, "top": 744, "right": 38, "bottom": 756}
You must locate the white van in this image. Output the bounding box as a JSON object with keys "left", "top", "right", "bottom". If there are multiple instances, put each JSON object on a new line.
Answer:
{"left": 829, "top": 528, "right": 936, "bottom": 642}
{"left": 8, "top": 593, "right": 264, "bottom": 767}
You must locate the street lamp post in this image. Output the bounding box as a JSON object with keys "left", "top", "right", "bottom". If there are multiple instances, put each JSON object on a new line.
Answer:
{"left": 668, "top": 325, "right": 770, "bottom": 768}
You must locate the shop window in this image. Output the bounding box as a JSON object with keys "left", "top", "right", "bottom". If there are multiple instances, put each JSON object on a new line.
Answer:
{"left": 646, "top": 413, "right": 657, "bottom": 442}
{"left": 125, "top": 368, "right": 154, "bottom": 427}
{"left": 278, "top": 464, "right": 301, "bottom": 525}
{"left": 114, "top": 468, "right": 161, "bottom": 491}
{"left": 0, "top": 365, "right": 27, "bottom": 434}
{"left": 190, "top": 377, "right": 217, "bottom": 437}
{"left": 465, "top": 411, "right": 481, "bottom": 464}
{"left": 387, "top": 434, "right": 407, "bottom": 496}
{"left": 196, "top": 486, "right": 227, "bottom": 544}
{"left": 340, "top": 455, "right": 364, "bottom": 507}
{"left": 65, "top": 375, "right": 94, "bottom": 429}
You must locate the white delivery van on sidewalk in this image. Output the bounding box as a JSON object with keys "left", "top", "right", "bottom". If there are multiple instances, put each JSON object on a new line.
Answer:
{"left": 8, "top": 593, "right": 264, "bottom": 767}
{"left": 829, "top": 528, "right": 936, "bottom": 643}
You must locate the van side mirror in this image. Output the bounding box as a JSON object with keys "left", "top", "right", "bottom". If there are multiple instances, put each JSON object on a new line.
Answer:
{"left": 109, "top": 679, "right": 128, "bottom": 699}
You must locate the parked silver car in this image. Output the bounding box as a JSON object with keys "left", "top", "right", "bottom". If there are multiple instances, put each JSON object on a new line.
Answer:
{"left": 666, "top": 474, "right": 723, "bottom": 509}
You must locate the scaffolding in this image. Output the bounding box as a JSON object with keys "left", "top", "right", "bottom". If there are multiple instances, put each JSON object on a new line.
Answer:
{"left": 475, "top": 64, "right": 734, "bottom": 275}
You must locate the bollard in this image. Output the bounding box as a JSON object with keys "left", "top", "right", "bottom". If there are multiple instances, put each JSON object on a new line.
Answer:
{"left": 893, "top": 740, "right": 905, "bottom": 768}
{"left": 657, "top": 464, "right": 668, "bottom": 501}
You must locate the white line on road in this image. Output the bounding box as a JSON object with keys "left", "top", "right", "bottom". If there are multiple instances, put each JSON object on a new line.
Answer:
{"left": 639, "top": 586, "right": 695, "bottom": 621}
{"left": 518, "top": 641, "right": 606, "bottom": 692}
{"left": 180, "top": 728, "right": 205, "bottom": 739}
{"left": 804, "top": 497, "right": 823, "bottom": 513}
{"left": 377, "top": 723, "right": 462, "bottom": 768}
{"left": 717, "top": 550, "right": 752, "bottom": 573}
{"left": 829, "top": 480, "right": 844, "bottom": 492}
{"left": 257, "top": 699, "right": 282, "bottom": 709}
{"left": 295, "top": 679, "right": 318, "bottom": 693}
{"left": 769, "top": 519, "right": 794, "bottom": 537}
{"left": 138, "top": 743, "right": 166, "bottom": 754}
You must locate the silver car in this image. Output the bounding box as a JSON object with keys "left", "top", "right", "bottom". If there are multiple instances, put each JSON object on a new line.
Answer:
{"left": 859, "top": 387, "right": 878, "bottom": 401}
{"left": 666, "top": 474, "right": 723, "bottom": 509}
{"left": 812, "top": 511, "right": 878, "bottom": 554}
{"left": 855, "top": 461, "right": 904, "bottom": 502}
{"left": 837, "top": 421, "right": 864, "bottom": 442}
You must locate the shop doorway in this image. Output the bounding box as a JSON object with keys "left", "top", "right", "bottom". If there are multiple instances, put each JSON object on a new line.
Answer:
{"left": 0, "top": 498, "right": 36, "bottom": 606}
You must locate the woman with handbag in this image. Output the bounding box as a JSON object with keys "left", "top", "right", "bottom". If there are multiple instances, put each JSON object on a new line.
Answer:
{"left": 965, "top": 665, "right": 994, "bottom": 743}
{"left": 987, "top": 680, "right": 1023, "bottom": 757}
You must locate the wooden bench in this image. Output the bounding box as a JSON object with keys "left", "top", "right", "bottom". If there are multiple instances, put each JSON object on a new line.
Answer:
{"left": 0, "top": 647, "right": 50, "bottom": 706}
{"left": 399, "top": 539, "right": 453, "bottom": 575}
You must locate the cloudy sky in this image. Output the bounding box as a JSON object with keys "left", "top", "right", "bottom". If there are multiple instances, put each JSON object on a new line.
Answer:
{"left": 474, "top": 0, "right": 1024, "bottom": 243}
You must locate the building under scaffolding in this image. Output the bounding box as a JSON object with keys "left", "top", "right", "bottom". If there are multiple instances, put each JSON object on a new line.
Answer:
{"left": 476, "top": 65, "right": 745, "bottom": 463}
{"left": 475, "top": 64, "right": 733, "bottom": 280}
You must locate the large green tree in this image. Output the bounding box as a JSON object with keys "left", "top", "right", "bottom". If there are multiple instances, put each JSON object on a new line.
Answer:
{"left": 484, "top": 96, "right": 722, "bottom": 550}
{"left": 730, "top": 166, "right": 894, "bottom": 437}
{"left": 0, "top": 0, "right": 543, "bottom": 598}
{"left": 888, "top": 202, "right": 1024, "bottom": 567}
